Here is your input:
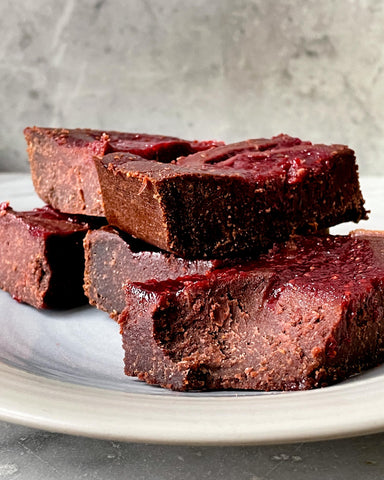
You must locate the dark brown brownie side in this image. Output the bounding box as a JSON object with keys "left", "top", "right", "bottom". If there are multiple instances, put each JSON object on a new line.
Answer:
{"left": 96, "top": 136, "right": 367, "bottom": 259}
{"left": 24, "top": 127, "right": 222, "bottom": 217}
{"left": 83, "top": 226, "right": 220, "bottom": 318}
{"left": 0, "top": 202, "right": 103, "bottom": 309}
{"left": 119, "top": 232, "right": 384, "bottom": 391}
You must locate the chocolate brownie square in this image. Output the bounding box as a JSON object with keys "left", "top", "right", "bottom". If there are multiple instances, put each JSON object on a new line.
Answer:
{"left": 0, "top": 202, "right": 103, "bottom": 309}
{"left": 119, "top": 232, "right": 384, "bottom": 391}
{"left": 96, "top": 135, "right": 367, "bottom": 259}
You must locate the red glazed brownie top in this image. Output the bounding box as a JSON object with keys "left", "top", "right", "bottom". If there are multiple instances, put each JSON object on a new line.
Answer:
{"left": 0, "top": 202, "right": 93, "bottom": 237}
{"left": 127, "top": 274, "right": 207, "bottom": 302}
{"left": 24, "top": 127, "right": 110, "bottom": 156}
{"left": 177, "top": 134, "right": 352, "bottom": 185}
{"left": 106, "top": 132, "right": 222, "bottom": 158}
{"left": 125, "top": 233, "right": 384, "bottom": 306}
{"left": 253, "top": 234, "right": 384, "bottom": 303}
{"left": 24, "top": 127, "right": 223, "bottom": 162}
{"left": 176, "top": 134, "right": 307, "bottom": 167}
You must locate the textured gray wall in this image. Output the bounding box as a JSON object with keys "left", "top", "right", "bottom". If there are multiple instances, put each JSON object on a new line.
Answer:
{"left": 1, "top": 0, "right": 384, "bottom": 174}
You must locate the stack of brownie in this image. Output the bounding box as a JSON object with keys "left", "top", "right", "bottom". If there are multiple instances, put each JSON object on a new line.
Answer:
{"left": 1, "top": 126, "right": 384, "bottom": 392}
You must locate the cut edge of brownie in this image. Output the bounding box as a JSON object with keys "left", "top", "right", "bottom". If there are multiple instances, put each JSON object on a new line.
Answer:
{"left": 24, "top": 127, "right": 110, "bottom": 216}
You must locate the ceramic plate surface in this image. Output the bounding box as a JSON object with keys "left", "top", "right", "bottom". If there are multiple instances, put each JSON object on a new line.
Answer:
{"left": 1, "top": 174, "right": 384, "bottom": 445}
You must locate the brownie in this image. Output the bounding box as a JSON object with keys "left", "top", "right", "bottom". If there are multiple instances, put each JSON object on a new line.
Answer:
{"left": 95, "top": 134, "right": 367, "bottom": 259}
{"left": 83, "top": 226, "right": 225, "bottom": 318}
{"left": 24, "top": 126, "right": 222, "bottom": 217}
{"left": 0, "top": 202, "right": 104, "bottom": 309}
{"left": 119, "top": 232, "right": 384, "bottom": 391}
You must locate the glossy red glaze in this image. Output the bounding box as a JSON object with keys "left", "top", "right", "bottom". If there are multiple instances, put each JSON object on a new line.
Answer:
{"left": 24, "top": 127, "right": 223, "bottom": 162}
{"left": 176, "top": 134, "right": 307, "bottom": 167}
{"left": 126, "top": 234, "right": 384, "bottom": 306}
{"left": 2, "top": 205, "right": 91, "bottom": 238}
{"left": 106, "top": 132, "right": 222, "bottom": 159}
{"left": 178, "top": 135, "right": 348, "bottom": 185}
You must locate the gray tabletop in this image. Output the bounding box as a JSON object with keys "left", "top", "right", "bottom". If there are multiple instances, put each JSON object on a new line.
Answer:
{"left": 1, "top": 420, "right": 384, "bottom": 479}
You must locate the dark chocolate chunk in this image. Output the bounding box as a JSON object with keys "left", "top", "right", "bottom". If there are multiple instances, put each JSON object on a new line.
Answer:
{"left": 95, "top": 135, "right": 367, "bottom": 259}
{"left": 0, "top": 202, "right": 104, "bottom": 309}
{"left": 119, "top": 232, "right": 384, "bottom": 391}
{"left": 24, "top": 126, "right": 222, "bottom": 216}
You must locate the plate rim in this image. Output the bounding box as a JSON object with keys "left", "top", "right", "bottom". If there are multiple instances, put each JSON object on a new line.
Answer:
{"left": 1, "top": 361, "right": 384, "bottom": 445}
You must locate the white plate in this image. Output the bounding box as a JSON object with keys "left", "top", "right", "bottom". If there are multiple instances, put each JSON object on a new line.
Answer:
{"left": 1, "top": 173, "right": 384, "bottom": 446}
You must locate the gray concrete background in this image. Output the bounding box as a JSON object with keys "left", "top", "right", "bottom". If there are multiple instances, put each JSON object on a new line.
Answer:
{"left": 1, "top": 0, "right": 384, "bottom": 173}
{"left": 1, "top": 421, "right": 384, "bottom": 480}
